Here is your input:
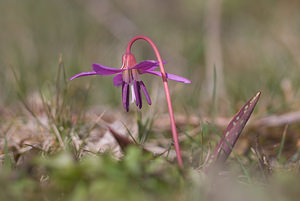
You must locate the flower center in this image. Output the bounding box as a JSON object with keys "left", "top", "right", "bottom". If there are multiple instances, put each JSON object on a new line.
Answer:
{"left": 121, "top": 53, "right": 140, "bottom": 83}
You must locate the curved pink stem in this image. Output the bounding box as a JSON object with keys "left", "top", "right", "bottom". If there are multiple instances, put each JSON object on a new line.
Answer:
{"left": 126, "top": 35, "right": 183, "bottom": 167}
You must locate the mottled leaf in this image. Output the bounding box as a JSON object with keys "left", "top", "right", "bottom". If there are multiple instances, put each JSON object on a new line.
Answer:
{"left": 206, "top": 91, "right": 261, "bottom": 168}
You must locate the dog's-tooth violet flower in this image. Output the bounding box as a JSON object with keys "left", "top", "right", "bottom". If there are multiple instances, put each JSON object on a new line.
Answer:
{"left": 70, "top": 53, "right": 191, "bottom": 111}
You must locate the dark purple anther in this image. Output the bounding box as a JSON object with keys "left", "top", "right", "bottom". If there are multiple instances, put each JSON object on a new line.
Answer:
{"left": 122, "top": 82, "right": 129, "bottom": 112}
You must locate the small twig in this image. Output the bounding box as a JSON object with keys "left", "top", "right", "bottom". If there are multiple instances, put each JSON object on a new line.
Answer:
{"left": 254, "top": 134, "right": 271, "bottom": 178}
{"left": 88, "top": 111, "right": 106, "bottom": 133}
{"left": 154, "top": 110, "right": 300, "bottom": 131}
{"left": 254, "top": 111, "right": 300, "bottom": 127}
{"left": 24, "top": 144, "right": 46, "bottom": 153}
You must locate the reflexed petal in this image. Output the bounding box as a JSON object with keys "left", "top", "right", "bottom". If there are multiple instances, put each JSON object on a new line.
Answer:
{"left": 140, "top": 81, "right": 151, "bottom": 105}
{"left": 145, "top": 66, "right": 159, "bottom": 72}
{"left": 131, "top": 60, "right": 167, "bottom": 71}
{"left": 69, "top": 71, "right": 98, "bottom": 80}
{"left": 93, "top": 63, "right": 124, "bottom": 75}
{"left": 122, "top": 82, "right": 130, "bottom": 112}
{"left": 113, "top": 73, "right": 123, "bottom": 87}
{"left": 142, "top": 70, "right": 191, "bottom": 83}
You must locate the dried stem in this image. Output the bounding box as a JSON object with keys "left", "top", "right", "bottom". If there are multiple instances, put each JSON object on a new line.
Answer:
{"left": 203, "top": 0, "right": 226, "bottom": 103}
{"left": 126, "top": 35, "right": 183, "bottom": 167}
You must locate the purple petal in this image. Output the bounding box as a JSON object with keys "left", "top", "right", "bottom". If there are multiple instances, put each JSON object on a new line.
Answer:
{"left": 113, "top": 73, "right": 123, "bottom": 87}
{"left": 122, "top": 82, "right": 129, "bottom": 112}
{"left": 93, "top": 63, "right": 124, "bottom": 75}
{"left": 130, "top": 60, "right": 167, "bottom": 71}
{"left": 133, "top": 80, "right": 142, "bottom": 108}
{"left": 142, "top": 70, "right": 191, "bottom": 83}
{"left": 140, "top": 81, "right": 151, "bottom": 105}
{"left": 146, "top": 61, "right": 167, "bottom": 71}
{"left": 144, "top": 61, "right": 166, "bottom": 71}
{"left": 69, "top": 71, "right": 98, "bottom": 80}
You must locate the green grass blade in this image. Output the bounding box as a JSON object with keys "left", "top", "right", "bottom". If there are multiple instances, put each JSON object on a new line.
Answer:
{"left": 4, "top": 134, "right": 12, "bottom": 171}
{"left": 277, "top": 125, "right": 288, "bottom": 161}
{"left": 121, "top": 121, "right": 138, "bottom": 145}
{"left": 212, "top": 65, "right": 217, "bottom": 120}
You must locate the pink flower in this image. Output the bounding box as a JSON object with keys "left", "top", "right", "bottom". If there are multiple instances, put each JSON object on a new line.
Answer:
{"left": 70, "top": 53, "right": 190, "bottom": 111}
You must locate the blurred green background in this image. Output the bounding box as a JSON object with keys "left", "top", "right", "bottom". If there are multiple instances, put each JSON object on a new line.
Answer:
{"left": 1, "top": 0, "right": 300, "bottom": 114}
{"left": 1, "top": 1, "right": 300, "bottom": 200}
